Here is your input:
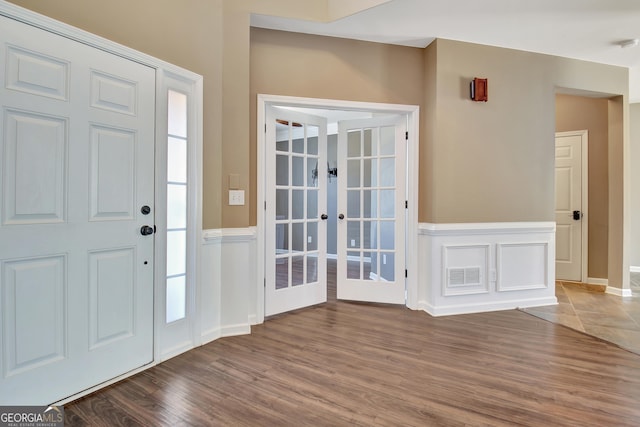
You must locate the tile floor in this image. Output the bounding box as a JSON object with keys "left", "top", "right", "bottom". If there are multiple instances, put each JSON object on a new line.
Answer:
{"left": 523, "top": 274, "right": 640, "bottom": 354}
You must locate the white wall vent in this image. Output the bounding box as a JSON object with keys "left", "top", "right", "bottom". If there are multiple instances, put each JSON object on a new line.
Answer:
{"left": 447, "top": 267, "right": 481, "bottom": 287}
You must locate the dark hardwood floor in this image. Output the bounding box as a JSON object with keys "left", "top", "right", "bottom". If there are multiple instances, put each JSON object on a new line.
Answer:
{"left": 65, "top": 263, "right": 640, "bottom": 426}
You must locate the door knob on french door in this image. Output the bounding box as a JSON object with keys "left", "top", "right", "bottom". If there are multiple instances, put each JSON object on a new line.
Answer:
{"left": 140, "top": 225, "right": 155, "bottom": 236}
{"left": 338, "top": 214, "right": 344, "bottom": 220}
{"left": 321, "top": 214, "right": 328, "bottom": 220}
{"left": 572, "top": 210, "right": 582, "bottom": 220}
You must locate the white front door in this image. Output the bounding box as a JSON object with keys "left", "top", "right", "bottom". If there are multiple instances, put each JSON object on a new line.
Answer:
{"left": 555, "top": 131, "right": 586, "bottom": 281}
{"left": 336, "top": 116, "right": 406, "bottom": 303}
{"left": 0, "top": 16, "right": 155, "bottom": 404}
{"left": 265, "top": 107, "right": 327, "bottom": 316}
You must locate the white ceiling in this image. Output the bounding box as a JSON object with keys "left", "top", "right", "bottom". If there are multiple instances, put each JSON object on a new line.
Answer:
{"left": 251, "top": 0, "right": 640, "bottom": 101}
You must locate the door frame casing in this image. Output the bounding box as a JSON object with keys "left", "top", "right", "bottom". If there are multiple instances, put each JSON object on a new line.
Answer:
{"left": 257, "top": 94, "right": 420, "bottom": 323}
{"left": 555, "top": 130, "right": 589, "bottom": 283}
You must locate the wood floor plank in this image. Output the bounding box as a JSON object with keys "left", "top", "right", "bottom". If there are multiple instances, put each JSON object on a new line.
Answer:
{"left": 65, "top": 297, "right": 640, "bottom": 426}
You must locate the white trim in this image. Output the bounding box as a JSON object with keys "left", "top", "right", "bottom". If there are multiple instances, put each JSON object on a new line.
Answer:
{"left": 419, "top": 221, "right": 557, "bottom": 316}
{"left": 630, "top": 266, "right": 640, "bottom": 273}
{"left": 418, "top": 297, "right": 558, "bottom": 317}
{"left": 555, "top": 130, "right": 589, "bottom": 283}
{"left": 419, "top": 222, "right": 556, "bottom": 236}
{"left": 606, "top": 286, "right": 633, "bottom": 297}
{"left": 221, "top": 324, "right": 252, "bottom": 337}
{"left": 257, "top": 94, "right": 420, "bottom": 322}
{"left": 53, "top": 362, "right": 156, "bottom": 406}
{"left": 204, "top": 227, "right": 257, "bottom": 243}
{"left": 587, "top": 277, "right": 608, "bottom": 286}
{"left": 154, "top": 70, "right": 204, "bottom": 362}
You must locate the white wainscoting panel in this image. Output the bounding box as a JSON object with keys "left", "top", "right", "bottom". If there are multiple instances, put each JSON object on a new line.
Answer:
{"left": 419, "top": 222, "right": 557, "bottom": 316}
{"left": 201, "top": 228, "right": 256, "bottom": 343}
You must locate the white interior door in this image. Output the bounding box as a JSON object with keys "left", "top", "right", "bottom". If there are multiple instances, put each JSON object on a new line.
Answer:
{"left": 555, "top": 132, "right": 585, "bottom": 281}
{"left": 265, "top": 107, "right": 327, "bottom": 316}
{"left": 0, "top": 16, "right": 155, "bottom": 404}
{"left": 337, "top": 116, "right": 406, "bottom": 303}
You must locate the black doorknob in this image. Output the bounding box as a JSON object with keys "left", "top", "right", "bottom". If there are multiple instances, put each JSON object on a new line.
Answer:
{"left": 140, "top": 225, "right": 155, "bottom": 236}
{"left": 338, "top": 213, "right": 344, "bottom": 220}
{"left": 572, "top": 210, "right": 582, "bottom": 221}
{"left": 321, "top": 214, "right": 328, "bottom": 220}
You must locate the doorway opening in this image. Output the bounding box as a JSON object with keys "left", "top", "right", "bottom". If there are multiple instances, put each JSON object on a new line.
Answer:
{"left": 256, "top": 96, "right": 419, "bottom": 323}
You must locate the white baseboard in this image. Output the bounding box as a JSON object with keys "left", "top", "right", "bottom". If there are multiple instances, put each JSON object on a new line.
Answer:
{"left": 221, "top": 323, "right": 251, "bottom": 337}
{"left": 605, "top": 287, "right": 634, "bottom": 297}
{"left": 630, "top": 266, "right": 640, "bottom": 273}
{"left": 587, "top": 277, "right": 608, "bottom": 286}
{"left": 418, "top": 296, "right": 557, "bottom": 317}
{"left": 201, "top": 327, "right": 222, "bottom": 345}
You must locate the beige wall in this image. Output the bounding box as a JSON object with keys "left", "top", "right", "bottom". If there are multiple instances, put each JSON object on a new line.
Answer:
{"left": 6, "top": 1, "right": 632, "bottom": 287}
{"left": 249, "top": 27, "right": 425, "bottom": 225}
{"left": 555, "top": 94, "right": 609, "bottom": 279}
{"left": 426, "top": 39, "right": 628, "bottom": 224}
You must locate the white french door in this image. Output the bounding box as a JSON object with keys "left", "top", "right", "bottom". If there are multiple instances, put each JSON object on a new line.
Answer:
{"left": 265, "top": 107, "right": 328, "bottom": 316}
{"left": 336, "top": 116, "right": 406, "bottom": 304}
{"left": 0, "top": 16, "right": 155, "bottom": 404}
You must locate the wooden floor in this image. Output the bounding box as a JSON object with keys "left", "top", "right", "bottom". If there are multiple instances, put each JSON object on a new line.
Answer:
{"left": 65, "top": 267, "right": 640, "bottom": 426}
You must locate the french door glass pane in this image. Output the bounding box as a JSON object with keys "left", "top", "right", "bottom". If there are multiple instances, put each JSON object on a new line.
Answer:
{"left": 276, "top": 155, "right": 288, "bottom": 186}
{"left": 347, "top": 160, "right": 360, "bottom": 187}
{"left": 292, "top": 256, "right": 304, "bottom": 286}
{"left": 347, "top": 221, "right": 360, "bottom": 248}
{"left": 292, "top": 222, "right": 304, "bottom": 253}
{"left": 379, "top": 158, "right": 395, "bottom": 187}
{"left": 276, "top": 224, "right": 288, "bottom": 252}
{"left": 380, "top": 126, "right": 395, "bottom": 155}
{"left": 363, "top": 221, "right": 377, "bottom": 250}
{"left": 363, "top": 251, "right": 375, "bottom": 281}
{"left": 348, "top": 131, "right": 360, "bottom": 157}
{"left": 347, "top": 190, "right": 360, "bottom": 218}
{"left": 381, "top": 252, "right": 395, "bottom": 281}
{"left": 307, "top": 222, "right": 318, "bottom": 251}
{"left": 380, "top": 221, "right": 395, "bottom": 250}
{"left": 307, "top": 255, "right": 318, "bottom": 283}
{"left": 347, "top": 251, "right": 360, "bottom": 279}
{"left": 308, "top": 134, "right": 318, "bottom": 155}
{"left": 364, "top": 190, "right": 377, "bottom": 218}
{"left": 363, "top": 158, "right": 377, "bottom": 187}
{"left": 292, "top": 190, "right": 304, "bottom": 219}
{"left": 380, "top": 190, "right": 395, "bottom": 218}
{"left": 276, "top": 258, "right": 288, "bottom": 289}
{"left": 307, "top": 190, "right": 318, "bottom": 219}
{"left": 276, "top": 189, "right": 288, "bottom": 219}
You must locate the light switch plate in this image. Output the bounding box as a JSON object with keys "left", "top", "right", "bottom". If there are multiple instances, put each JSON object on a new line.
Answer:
{"left": 229, "top": 190, "right": 245, "bottom": 206}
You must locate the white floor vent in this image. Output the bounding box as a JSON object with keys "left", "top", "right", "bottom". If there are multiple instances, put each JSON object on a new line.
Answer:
{"left": 447, "top": 267, "right": 481, "bottom": 286}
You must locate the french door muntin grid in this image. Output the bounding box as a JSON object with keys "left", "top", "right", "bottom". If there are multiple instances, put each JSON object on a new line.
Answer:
{"left": 275, "top": 119, "right": 320, "bottom": 290}
{"left": 345, "top": 125, "right": 396, "bottom": 282}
